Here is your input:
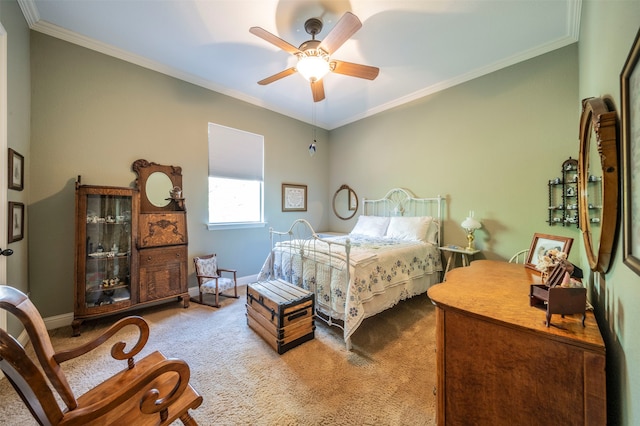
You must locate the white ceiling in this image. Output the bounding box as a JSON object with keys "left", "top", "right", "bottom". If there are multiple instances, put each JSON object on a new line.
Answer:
{"left": 20, "top": 0, "right": 581, "bottom": 130}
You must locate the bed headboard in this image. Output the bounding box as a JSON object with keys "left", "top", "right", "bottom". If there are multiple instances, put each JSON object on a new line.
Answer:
{"left": 363, "top": 188, "right": 442, "bottom": 218}
{"left": 362, "top": 188, "right": 444, "bottom": 245}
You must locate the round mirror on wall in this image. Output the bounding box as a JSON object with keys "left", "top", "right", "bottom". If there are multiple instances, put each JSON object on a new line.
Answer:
{"left": 578, "top": 97, "right": 619, "bottom": 273}
{"left": 146, "top": 171, "right": 173, "bottom": 208}
{"left": 132, "top": 159, "right": 184, "bottom": 213}
{"left": 333, "top": 185, "right": 358, "bottom": 220}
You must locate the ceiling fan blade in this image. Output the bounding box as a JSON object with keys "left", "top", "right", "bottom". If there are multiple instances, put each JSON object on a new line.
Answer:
{"left": 318, "top": 12, "right": 362, "bottom": 54}
{"left": 311, "top": 80, "right": 325, "bottom": 102}
{"left": 250, "top": 27, "right": 301, "bottom": 55}
{"left": 331, "top": 60, "right": 379, "bottom": 80}
{"left": 258, "top": 68, "right": 297, "bottom": 85}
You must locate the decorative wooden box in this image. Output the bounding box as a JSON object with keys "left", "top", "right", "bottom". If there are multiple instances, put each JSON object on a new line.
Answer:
{"left": 246, "top": 279, "right": 315, "bottom": 354}
{"left": 530, "top": 284, "right": 587, "bottom": 327}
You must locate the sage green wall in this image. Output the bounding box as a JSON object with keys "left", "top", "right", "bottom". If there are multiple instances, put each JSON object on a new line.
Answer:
{"left": 1, "top": 0, "right": 30, "bottom": 337}
{"left": 579, "top": 1, "right": 640, "bottom": 424}
{"left": 11, "top": 2, "right": 640, "bottom": 422}
{"left": 29, "top": 32, "right": 330, "bottom": 318}
{"left": 328, "top": 45, "right": 581, "bottom": 265}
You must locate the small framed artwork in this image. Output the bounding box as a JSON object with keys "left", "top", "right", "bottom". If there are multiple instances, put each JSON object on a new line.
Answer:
{"left": 8, "top": 148, "right": 24, "bottom": 191}
{"left": 525, "top": 233, "right": 573, "bottom": 271}
{"left": 282, "top": 183, "right": 307, "bottom": 212}
{"left": 622, "top": 28, "right": 640, "bottom": 276}
{"left": 8, "top": 202, "right": 24, "bottom": 243}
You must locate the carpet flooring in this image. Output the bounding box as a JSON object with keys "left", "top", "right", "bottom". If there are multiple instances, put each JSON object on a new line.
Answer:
{"left": 0, "top": 285, "right": 437, "bottom": 425}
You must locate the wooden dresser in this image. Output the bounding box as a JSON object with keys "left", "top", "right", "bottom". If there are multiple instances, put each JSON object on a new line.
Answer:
{"left": 427, "top": 260, "right": 606, "bottom": 426}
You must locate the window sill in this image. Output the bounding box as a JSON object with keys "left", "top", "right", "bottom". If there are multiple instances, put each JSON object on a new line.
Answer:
{"left": 207, "top": 222, "right": 267, "bottom": 231}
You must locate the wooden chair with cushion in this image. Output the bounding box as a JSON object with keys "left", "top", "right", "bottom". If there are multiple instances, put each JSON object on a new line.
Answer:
{"left": 192, "top": 254, "right": 238, "bottom": 308}
{"left": 0, "top": 285, "right": 203, "bottom": 425}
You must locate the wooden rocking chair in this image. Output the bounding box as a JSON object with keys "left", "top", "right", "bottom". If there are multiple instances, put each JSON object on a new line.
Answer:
{"left": 0, "top": 285, "right": 203, "bottom": 425}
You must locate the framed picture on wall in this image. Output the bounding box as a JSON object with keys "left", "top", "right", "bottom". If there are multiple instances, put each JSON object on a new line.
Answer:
{"left": 8, "top": 202, "right": 24, "bottom": 243}
{"left": 525, "top": 233, "right": 573, "bottom": 271}
{"left": 8, "top": 148, "right": 24, "bottom": 191}
{"left": 282, "top": 183, "right": 307, "bottom": 212}
{"left": 622, "top": 28, "right": 640, "bottom": 276}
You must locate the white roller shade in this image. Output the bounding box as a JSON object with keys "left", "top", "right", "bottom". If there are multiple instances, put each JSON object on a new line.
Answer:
{"left": 208, "top": 123, "right": 264, "bottom": 181}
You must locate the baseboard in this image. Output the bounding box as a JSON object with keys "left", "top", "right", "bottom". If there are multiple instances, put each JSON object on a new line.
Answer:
{"left": 43, "top": 274, "right": 259, "bottom": 330}
{"left": 240, "top": 273, "right": 259, "bottom": 285}
{"left": 43, "top": 312, "right": 75, "bottom": 331}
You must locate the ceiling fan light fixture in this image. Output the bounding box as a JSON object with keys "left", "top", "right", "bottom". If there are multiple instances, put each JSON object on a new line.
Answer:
{"left": 297, "top": 51, "right": 330, "bottom": 82}
{"left": 251, "top": 12, "right": 376, "bottom": 100}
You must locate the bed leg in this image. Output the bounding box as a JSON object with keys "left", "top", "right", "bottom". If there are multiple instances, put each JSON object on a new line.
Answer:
{"left": 345, "top": 337, "right": 352, "bottom": 351}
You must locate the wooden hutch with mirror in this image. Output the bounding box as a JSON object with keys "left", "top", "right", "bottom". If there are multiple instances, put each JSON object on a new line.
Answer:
{"left": 133, "top": 159, "right": 189, "bottom": 308}
{"left": 72, "top": 160, "right": 189, "bottom": 335}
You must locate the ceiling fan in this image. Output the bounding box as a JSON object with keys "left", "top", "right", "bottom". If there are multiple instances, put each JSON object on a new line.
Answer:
{"left": 250, "top": 12, "right": 379, "bottom": 102}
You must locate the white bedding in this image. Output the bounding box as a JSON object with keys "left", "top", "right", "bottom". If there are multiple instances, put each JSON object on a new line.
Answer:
{"left": 258, "top": 234, "right": 442, "bottom": 342}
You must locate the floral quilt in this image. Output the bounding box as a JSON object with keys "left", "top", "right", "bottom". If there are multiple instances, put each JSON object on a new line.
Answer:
{"left": 258, "top": 234, "right": 442, "bottom": 341}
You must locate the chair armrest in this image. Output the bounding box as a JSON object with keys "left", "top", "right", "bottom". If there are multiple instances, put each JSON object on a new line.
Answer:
{"left": 54, "top": 316, "right": 149, "bottom": 365}
{"left": 217, "top": 268, "right": 237, "bottom": 273}
{"left": 196, "top": 274, "right": 218, "bottom": 280}
{"left": 60, "top": 358, "right": 193, "bottom": 425}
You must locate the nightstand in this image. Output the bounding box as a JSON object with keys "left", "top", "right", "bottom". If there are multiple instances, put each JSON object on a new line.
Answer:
{"left": 439, "top": 245, "right": 480, "bottom": 281}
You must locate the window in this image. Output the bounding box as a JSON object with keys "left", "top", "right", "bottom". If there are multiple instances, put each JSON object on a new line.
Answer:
{"left": 208, "top": 123, "right": 264, "bottom": 229}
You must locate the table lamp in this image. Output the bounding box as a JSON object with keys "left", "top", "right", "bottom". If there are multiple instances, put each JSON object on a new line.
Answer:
{"left": 461, "top": 211, "right": 482, "bottom": 251}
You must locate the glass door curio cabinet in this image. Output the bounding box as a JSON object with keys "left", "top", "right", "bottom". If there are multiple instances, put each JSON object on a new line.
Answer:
{"left": 73, "top": 182, "right": 138, "bottom": 335}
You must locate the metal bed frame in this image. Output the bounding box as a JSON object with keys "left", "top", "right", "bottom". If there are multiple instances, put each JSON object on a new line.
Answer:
{"left": 267, "top": 188, "right": 443, "bottom": 350}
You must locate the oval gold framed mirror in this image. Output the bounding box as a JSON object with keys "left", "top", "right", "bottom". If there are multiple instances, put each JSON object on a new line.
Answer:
{"left": 578, "top": 97, "right": 619, "bottom": 273}
{"left": 333, "top": 184, "right": 358, "bottom": 220}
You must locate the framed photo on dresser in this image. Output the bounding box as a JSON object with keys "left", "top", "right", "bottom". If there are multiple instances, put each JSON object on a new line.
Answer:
{"left": 525, "top": 233, "right": 573, "bottom": 271}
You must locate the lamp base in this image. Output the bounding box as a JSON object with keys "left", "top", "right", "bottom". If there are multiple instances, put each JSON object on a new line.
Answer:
{"left": 466, "top": 231, "right": 475, "bottom": 251}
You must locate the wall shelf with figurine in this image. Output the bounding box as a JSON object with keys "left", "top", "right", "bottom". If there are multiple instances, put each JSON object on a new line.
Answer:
{"left": 547, "top": 157, "right": 580, "bottom": 227}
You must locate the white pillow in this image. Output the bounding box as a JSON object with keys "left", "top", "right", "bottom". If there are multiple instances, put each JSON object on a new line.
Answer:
{"left": 350, "top": 216, "right": 390, "bottom": 238}
{"left": 385, "top": 216, "right": 434, "bottom": 242}
{"left": 425, "top": 219, "right": 439, "bottom": 245}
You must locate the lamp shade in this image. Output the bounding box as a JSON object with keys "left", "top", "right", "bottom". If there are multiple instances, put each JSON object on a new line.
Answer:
{"left": 461, "top": 216, "right": 482, "bottom": 231}
{"left": 460, "top": 210, "right": 482, "bottom": 231}
{"left": 297, "top": 54, "right": 330, "bottom": 82}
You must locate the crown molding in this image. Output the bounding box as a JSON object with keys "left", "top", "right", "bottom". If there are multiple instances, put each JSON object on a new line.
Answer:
{"left": 17, "top": 0, "right": 39, "bottom": 27}
{"left": 16, "top": 0, "right": 582, "bottom": 131}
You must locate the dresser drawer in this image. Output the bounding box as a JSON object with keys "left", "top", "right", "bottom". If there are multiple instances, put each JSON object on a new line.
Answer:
{"left": 139, "top": 245, "right": 186, "bottom": 266}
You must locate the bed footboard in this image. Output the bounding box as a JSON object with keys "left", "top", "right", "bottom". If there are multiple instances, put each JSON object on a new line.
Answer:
{"left": 264, "top": 219, "right": 351, "bottom": 346}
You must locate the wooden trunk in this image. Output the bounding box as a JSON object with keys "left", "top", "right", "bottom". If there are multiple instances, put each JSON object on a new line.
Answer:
{"left": 246, "top": 279, "right": 315, "bottom": 354}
